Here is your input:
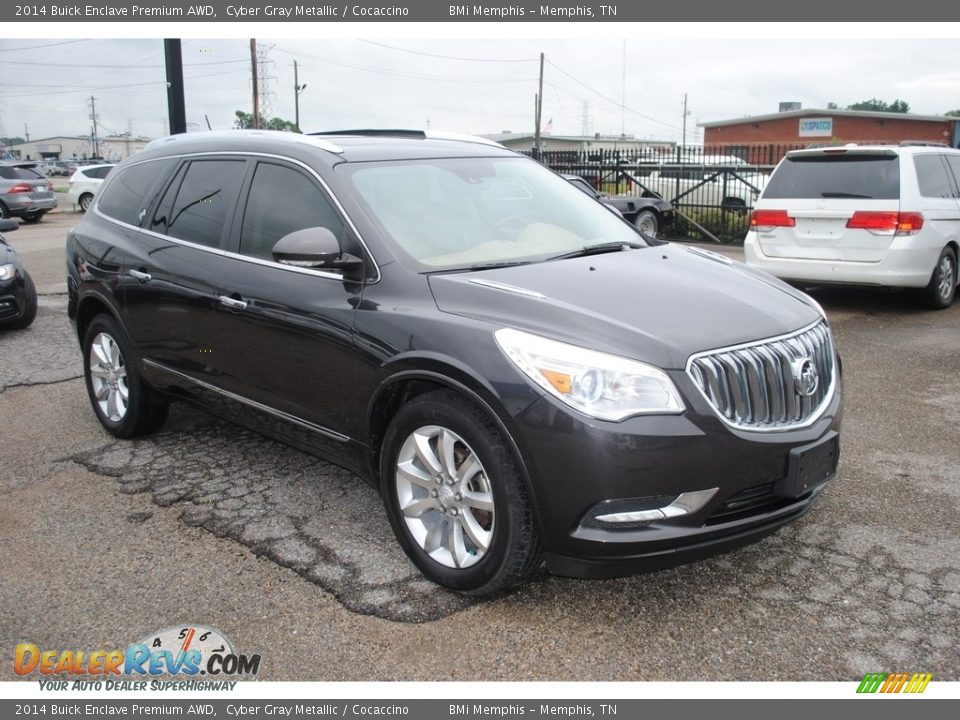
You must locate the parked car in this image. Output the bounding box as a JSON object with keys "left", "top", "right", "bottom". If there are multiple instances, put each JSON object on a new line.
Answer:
{"left": 562, "top": 174, "right": 674, "bottom": 238}
{"left": 633, "top": 155, "right": 769, "bottom": 212}
{"left": 0, "top": 218, "right": 37, "bottom": 329}
{"left": 0, "top": 162, "right": 58, "bottom": 222}
{"left": 68, "top": 164, "right": 114, "bottom": 212}
{"left": 67, "top": 129, "right": 842, "bottom": 595}
{"left": 744, "top": 143, "right": 960, "bottom": 309}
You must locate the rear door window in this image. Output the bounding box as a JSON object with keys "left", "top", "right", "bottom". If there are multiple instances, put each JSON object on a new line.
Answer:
{"left": 763, "top": 154, "right": 900, "bottom": 200}
{"left": 151, "top": 159, "right": 247, "bottom": 249}
{"left": 913, "top": 155, "right": 955, "bottom": 198}
{"left": 942, "top": 155, "right": 960, "bottom": 197}
{"left": 98, "top": 159, "right": 174, "bottom": 226}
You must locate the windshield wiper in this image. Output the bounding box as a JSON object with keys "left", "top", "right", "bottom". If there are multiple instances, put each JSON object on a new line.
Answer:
{"left": 548, "top": 241, "right": 644, "bottom": 261}
{"left": 821, "top": 192, "right": 874, "bottom": 199}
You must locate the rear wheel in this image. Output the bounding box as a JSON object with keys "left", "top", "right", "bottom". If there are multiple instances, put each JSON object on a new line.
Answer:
{"left": 21, "top": 212, "right": 43, "bottom": 224}
{"left": 920, "top": 246, "right": 956, "bottom": 309}
{"left": 0, "top": 203, "right": 9, "bottom": 220}
{"left": 633, "top": 209, "right": 659, "bottom": 239}
{"left": 380, "top": 390, "right": 541, "bottom": 596}
{"left": 82, "top": 314, "right": 169, "bottom": 438}
{"left": 79, "top": 193, "right": 94, "bottom": 212}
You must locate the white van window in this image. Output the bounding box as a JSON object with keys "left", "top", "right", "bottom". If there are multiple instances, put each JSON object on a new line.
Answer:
{"left": 763, "top": 154, "right": 899, "bottom": 200}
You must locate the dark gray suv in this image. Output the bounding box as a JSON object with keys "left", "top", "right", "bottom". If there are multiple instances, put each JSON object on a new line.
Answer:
{"left": 66, "top": 130, "right": 842, "bottom": 595}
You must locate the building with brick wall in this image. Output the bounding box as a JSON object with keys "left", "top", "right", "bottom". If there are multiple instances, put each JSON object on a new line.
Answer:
{"left": 700, "top": 108, "right": 960, "bottom": 165}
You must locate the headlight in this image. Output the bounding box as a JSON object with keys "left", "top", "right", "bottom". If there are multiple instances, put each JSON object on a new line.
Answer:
{"left": 0, "top": 264, "right": 16, "bottom": 282}
{"left": 494, "top": 328, "right": 685, "bottom": 421}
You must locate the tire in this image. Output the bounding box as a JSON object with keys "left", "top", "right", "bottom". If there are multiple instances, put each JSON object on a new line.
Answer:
{"left": 723, "top": 198, "right": 747, "bottom": 214}
{"left": 21, "top": 212, "right": 43, "bottom": 224}
{"left": 79, "top": 193, "right": 94, "bottom": 213}
{"left": 82, "top": 314, "right": 169, "bottom": 438}
{"left": 919, "top": 246, "right": 957, "bottom": 309}
{"left": 0, "top": 203, "right": 9, "bottom": 220}
{"left": 380, "top": 389, "right": 541, "bottom": 596}
{"left": 633, "top": 209, "right": 659, "bottom": 239}
{"left": 7, "top": 271, "right": 37, "bottom": 329}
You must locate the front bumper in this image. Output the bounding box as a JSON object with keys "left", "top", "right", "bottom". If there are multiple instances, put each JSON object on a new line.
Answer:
{"left": 510, "top": 365, "right": 843, "bottom": 577}
{"left": 0, "top": 275, "right": 30, "bottom": 323}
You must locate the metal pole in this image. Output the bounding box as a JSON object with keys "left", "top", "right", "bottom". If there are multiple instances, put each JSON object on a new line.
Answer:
{"left": 682, "top": 92, "right": 688, "bottom": 149}
{"left": 250, "top": 39, "right": 260, "bottom": 129}
{"left": 534, "top": 52, "right": 544, "bottom": 158}
{"left": 294, "top": 60, "right": 300, "bottom": 132}
{"left": 163, "top": 39, "right": 187, "bottom": 135}
{"left": 90, "top": 96, "right": 99, "bottom": 157}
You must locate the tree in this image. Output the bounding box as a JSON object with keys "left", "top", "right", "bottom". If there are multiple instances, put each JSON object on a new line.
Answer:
{"left": 234, "top": 110, "right": 297, "bottom": 132}
{"left": 0, "top": 136, "right": 26, "bottom": 147}
{"left": 826, "top": 102, "right": 839, "bottom": 110}
{"left": 846, "top": 98, "right": 910, "bottom": 113}
{"left": 944, "top": 109, "right": 960, "bottom": 117}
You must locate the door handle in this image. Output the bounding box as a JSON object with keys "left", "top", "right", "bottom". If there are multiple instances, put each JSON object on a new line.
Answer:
{"left": 218, "top": 295, "right": 248, "bottom": 310}
{"left": 128, "top": 269, "right": 151, "bottom": 282}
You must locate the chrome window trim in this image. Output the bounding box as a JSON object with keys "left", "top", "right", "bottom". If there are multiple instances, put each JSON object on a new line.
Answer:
{"left": 468, "top": 279, "right": 546, "bottom": 299}
{"left": 684, "top": 319, "right": 838, "bottom": 433}
{"left": 143, "top": 359, "right": 350, "bottom": 443}
{"left": 93, "top": 151, "right": 381, "bottom": 284}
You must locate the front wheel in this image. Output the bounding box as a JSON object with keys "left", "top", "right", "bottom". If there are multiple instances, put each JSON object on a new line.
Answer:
{"left": 380, "top": 390, "right": 541, "bottom": 596}
{"left": 919, "top": 246, "right": 957, "bottom": 309}
{"left": 82, "top": 314, "right": 169, "bottom": 438}
{"left": 633, "top": 209, "right": 659, "bottom": 239}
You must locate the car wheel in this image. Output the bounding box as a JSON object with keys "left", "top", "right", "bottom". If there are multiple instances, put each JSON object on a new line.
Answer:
{"left": 723, "top": 198, "right": 747, "bottom": 214}
{"left": 920, "top": 246, "right": 957, "bottom": 309}
{"left": 6, "top": 271, "right": 37, "bottom": 329}
{"left": 380, "top": 389, "right": 541, "bottom": 596}
{"left": 82, "top": 314, "right": 169, "bottom": 438}
{"left": 634, "top": 209, "right": 659, "bottom": 238}
{"left": 21, "top": 212, "right": 43, "bottom": 224}
{"left": 0, "top": 203, "right": 9, "bottom": 220}
{"left": 79, "top": 193, "right": 94, "bottom": 212}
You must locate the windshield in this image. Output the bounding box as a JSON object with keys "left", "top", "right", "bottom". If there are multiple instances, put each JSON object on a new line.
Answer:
{"left": 340, "top": 156, "right": 645, "bottom": 271}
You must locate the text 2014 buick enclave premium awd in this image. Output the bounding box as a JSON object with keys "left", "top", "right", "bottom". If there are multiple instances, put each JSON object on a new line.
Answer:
{"left": 66, "top": 130, "right": 842, "bottom": 595}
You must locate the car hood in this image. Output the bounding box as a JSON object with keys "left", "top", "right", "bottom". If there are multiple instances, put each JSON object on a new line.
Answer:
{"left": 428, "top": 245, "right": 821, "bottom": 369}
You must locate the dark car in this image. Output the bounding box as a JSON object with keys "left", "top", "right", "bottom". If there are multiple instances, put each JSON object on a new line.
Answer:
{"left": 563, "top": 173, "right": 674, "bottom": 238}
{"left": 0, "top": 162, "right": 58, "bottom": 223}
{"left": 66, "top": 130, "right": 842, "bottom": 595}
{"left": 0, "top": 218, "right": 38, "bottom": 328}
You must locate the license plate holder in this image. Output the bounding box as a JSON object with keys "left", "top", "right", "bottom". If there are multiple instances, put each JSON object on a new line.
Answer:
{"left": 780, "top": 431, "right": 839, "bottom": 498}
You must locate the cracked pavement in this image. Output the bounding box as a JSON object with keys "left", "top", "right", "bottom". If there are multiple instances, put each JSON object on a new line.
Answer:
{"left": 1, "top": 213, "right": 958, "bottom": 681}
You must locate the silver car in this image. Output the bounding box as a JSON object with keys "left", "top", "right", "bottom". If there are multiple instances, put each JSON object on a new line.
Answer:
{"left": 0, "top": 162, "right": 58, "bottom": 223}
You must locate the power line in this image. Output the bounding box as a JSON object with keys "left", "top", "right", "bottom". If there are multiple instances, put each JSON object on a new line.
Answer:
{"left": 1, "top": 58, "right": 250, "bottom": 69}
{"left": 358, "top": 40, "right": 537, "bottom": 63}
{"left": 0, "top": 40, "right": 89, "bottom": 53}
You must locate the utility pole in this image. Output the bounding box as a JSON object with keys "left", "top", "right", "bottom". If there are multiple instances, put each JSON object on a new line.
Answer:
{"left": 164, "top": 39, "right": 186, "bottom": 136}
{"left": 294, "top": 60, "right": 307, "bottom": 132}
{"left": 533, "top": 52, "right": 544, "bottom": 158}
{"left": 681, "top": 92, "right": 690, "bottom": 149}
{"left": 89, "top": 96, "right": 100, "bottom": 158}
{"left": 250, "top": 39, "right": 260, "bottom": 129}
{"left": 24, "top": 124, "right": 29, "bottom": 143}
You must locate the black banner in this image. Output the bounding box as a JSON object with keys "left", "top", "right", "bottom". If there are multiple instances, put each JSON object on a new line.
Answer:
{"left": 4, "top": 0, "right": 959, "bottom": 23}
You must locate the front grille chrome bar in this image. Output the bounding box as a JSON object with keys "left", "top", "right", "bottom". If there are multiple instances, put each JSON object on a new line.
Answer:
{"left": 686, "top": 320, "right": 836, "bottom": 432}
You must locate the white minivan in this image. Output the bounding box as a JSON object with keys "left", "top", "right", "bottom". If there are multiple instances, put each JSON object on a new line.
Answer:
{"left": 744, "top": 143, "right": 960, "bottom": 308}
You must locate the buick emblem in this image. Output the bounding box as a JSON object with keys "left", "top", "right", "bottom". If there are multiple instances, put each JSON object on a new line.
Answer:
{"left": 791, "top": 358, "right": 819, "bottom": 397}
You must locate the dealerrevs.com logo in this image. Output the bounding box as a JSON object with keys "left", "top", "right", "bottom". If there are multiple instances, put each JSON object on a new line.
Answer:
{"left": 856, "top": 672, "right": 932, "bottom": 694}
{"left": 14, "top": 625, "right": 260, "bottom": 687}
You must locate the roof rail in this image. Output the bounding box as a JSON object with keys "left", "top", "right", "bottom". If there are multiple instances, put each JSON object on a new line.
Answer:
{"left": 143, "top": 129, "right": 342, "bottom": 154}
{"left": 310, "top": 129, "right": 426, "bottom": 139}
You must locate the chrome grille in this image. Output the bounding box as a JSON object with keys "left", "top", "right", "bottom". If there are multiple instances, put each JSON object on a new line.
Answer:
{"left": 687, "top": 321, "right": 836, "bottom": 431}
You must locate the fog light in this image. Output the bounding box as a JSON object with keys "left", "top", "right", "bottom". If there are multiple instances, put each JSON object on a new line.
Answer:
{"left": 583, "top": 488, "right": 719, "bottom": 528}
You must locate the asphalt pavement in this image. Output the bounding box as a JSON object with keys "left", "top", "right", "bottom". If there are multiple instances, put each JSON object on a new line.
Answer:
{"left": 1, "top": 211, "right": 958, "bottom": 681}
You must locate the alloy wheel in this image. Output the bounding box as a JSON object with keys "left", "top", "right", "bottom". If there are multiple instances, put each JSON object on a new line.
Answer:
{"left": 394, "top": 425, "right": 495, "bottom": 569}
{"left": 88, "top": 332, "right": 129, "bottom": 422}
{"left": 937, "top": 254, "right": 955, "bottom": 301}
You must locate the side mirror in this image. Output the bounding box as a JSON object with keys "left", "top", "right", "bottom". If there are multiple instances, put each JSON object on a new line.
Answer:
{"left": 271, "top": 227, "right": 363, "bottom": 272}
{"left": 0, "top": 219, "right": 19, "bottom": 233}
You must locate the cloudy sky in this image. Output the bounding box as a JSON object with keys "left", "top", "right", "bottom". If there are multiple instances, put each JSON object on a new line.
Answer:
{"left": 1, "top": 37, "right": 959, "bottom": 144}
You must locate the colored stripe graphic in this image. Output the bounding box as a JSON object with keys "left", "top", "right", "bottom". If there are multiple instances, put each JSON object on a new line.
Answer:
{"left": 857, "top": 672, "right": 931, "bottom": 694}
